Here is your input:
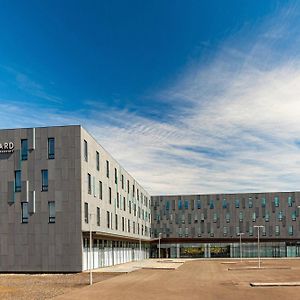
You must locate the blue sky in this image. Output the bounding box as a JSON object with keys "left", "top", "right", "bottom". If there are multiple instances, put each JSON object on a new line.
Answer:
{"left": 1, "top": 0, "right": 300, "bottom": 194}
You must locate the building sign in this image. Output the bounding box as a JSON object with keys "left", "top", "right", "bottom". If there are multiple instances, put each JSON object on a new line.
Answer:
{"left": 0, "top": 142, "right": 14, "bottom": 153}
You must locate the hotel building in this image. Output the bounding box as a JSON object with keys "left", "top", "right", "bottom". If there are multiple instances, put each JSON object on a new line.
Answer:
{"left": 0, "top": 125, "right": 151, "bottom": 272}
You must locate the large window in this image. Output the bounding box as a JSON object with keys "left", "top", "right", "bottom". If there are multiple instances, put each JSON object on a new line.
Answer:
{"left": 84, "top": 202, "right": 89, "bottom": 223}
{"left": 21, "top": 139, "right": 28, "bottom": 160}
{"left": 48, "top": 201, "right": 55, "bottom": 223}
{"left": 41, "top": 169, "right": 48, "bottom": 191}
{"left": 96, "top": 151, "right": 100, "bottom": 171}
{"left": 48, "top": 138, "right": 55, "bottom": 159}
{"left": 84, "top": 140, "right": 88, "bottom": 162}
{"left": 21, "top": 202, "right": 28, "bottom": 223}
{"left": 15, "top": 170, "right": 21, "bottom": 192}
{"left": 87, "top": 173, "right": 91, "bottom": 194}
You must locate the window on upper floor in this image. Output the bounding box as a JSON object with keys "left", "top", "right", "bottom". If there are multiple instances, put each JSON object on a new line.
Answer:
{"left": 84, "top": 202, "right": 89, "bottom": 223}
{"left": 48, "top": 201, "right": 55, "bottom": 223}
{"left": 278, "top": 211, "right": 283, "bottom": 221}
{"left": 107, "top": 211, "right": 110, "bottom": 228}
{"left": 99, "top": 181, "right": 102, "bottom": 199}
{"left": 21, "top": 139, "right": 28, "bottom": 160}
{"left": 48, "top": 138, "right": 55, "bottom": 159}
{"left": 292, "top": 211, "right": 297, "bottom": 221}
{"left": 178, "top": 200, "right": 182, "bottom": 210}
{"left": 15, "top": 170, "right": 21, "bottom": 192}
{"left": 274, "top": 196, "right": 279, "bottom": 207}
{"left": 121, "top": 175, "right": 124, "bottom": 189}
{"left": 288, "top": 196, "right": 293, "bottom": 207}
{"left": 209, "top": 199, "right": 214, "bottom": 209}
{"left": 239, "top": 211, "right": 243, "bottom": 222}
{"left": 21, "top": 202, "right": 28, "bottom": 223}
{"left": 288, "top": 225, "right": 293, "bottom": 236}
{"left": 222, "top": 198, "right": 227, "bottom": 209}
{"left": 96, "top": 151, "right": 100, "bottom": 171}
{"left": 114, "top": 168, "right": 117, "bottom": 184}
{"left": 248, "top": 197, "right": 253, "bottom": 208}
{"left": 197, "top": 199, "right": 201, "bottom": 209}
{"left": 265, "top": 211, "right": 270, "bottom": 222}
{"left": 123, "top": 197, "right": 126, "bottom": 211}
{"left": 97, "top": 207, "right": 100, "bottom": 226}
{"left": 261, "top": 197, "right": 266, "bottom": 208}
{"left": 184, "top": 200, "right": 189, "bottom": 209}
{"left": 117, "top": 192, "right": 119, "bottom": 208}
{"left": 235, "top": 199, "right": 239, "bottom": 208}
{"left": 83, "top": 140, "right": 88, "bottom": 162}
{"left": 252, "top": 212, "right": 256, "bottom": 222}
{"left": 275, "top": 225, "right": 280, "bottom": 236}
{"left": 127, "top": 180, "right": 130, "bottom": 194}
{"left": 87, "top": 173, "right": 91, "bottom": 194}
{"left": 106, "top": 160, "right": 109, "bottom": 178}
{"left": 41, "top": 169, "right": 48, "bottom": 191}
{"left": 109, "top": 187, "right": 112, "bottom": 204}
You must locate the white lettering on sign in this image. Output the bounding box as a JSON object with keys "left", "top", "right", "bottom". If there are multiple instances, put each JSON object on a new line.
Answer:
{"left": 0, "top": 142, "right": 14, "bottom": 153}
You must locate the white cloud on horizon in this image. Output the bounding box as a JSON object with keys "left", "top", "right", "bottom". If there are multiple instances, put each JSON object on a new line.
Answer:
{"left": 1, "top": 3, "right": 300, "bottom": 195}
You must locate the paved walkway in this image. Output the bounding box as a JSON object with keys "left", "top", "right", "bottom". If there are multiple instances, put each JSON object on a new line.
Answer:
{"left": 54, "top": 259, "right": 300, "bottom": 300}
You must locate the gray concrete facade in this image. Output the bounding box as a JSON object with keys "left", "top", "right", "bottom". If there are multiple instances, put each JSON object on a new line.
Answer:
{"left": 0, "top": 125, "right": 151, "bottom": 272}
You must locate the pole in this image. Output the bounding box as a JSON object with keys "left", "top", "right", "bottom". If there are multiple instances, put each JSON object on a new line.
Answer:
{"left": 158, "top": 233, "right": 161, "bottom": 259}
{"left": 254, "top": 226, "right": 263, "bottom": 269}
{"left": 89, "top": 213, "right": 93, "bottom": 285}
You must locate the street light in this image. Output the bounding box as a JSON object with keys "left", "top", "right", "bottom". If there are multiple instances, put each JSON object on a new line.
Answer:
{"left": 237, "top": 233, "right": 244, "bottom": 261}
{"left": 158, "top": 233, "right": 162, "bottom": 259}
{"left": 254, "top": 225, "right": 264, "bottom": 268}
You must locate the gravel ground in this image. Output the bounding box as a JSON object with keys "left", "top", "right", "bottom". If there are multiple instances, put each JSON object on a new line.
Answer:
{"left": 0, "top": 273, "right": 119, "bottom": 300}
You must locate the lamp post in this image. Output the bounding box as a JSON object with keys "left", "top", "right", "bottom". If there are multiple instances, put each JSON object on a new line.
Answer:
{"left": 254, "top": 225, "right": 264, "bottom": 268}
{"left": 89, "top": 213, "right": 93, "bottom": 285}
{"left": 158, "top": 233, "right": 162, "bottom": 259}
{"left": 237, "top": 233, "right": 244, "bottom": 262}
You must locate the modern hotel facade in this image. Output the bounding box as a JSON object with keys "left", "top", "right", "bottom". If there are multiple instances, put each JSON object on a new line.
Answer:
{"left": 0, "top": 125, "right": 151, "bottom": 272}
{"left": 151, "top": 193, "right": 300, "bottom": 259}
{"left": 0, "top": 125, "right": 300, "bottom": 272}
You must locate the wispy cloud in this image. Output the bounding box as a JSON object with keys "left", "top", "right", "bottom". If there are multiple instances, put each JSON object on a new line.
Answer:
{"left": 1, "top": 3, "right": 300, "bottom": 195}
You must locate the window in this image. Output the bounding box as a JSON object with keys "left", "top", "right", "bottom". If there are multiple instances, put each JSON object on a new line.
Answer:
{"left": 278, "top": 211, "right": 283, "bottom": 221}
{"left": 292, "top": 211, "right": 297, "bottom": 221}
{"left": 84, "top": 140, "right": 88, "bottom": 162}
{"left": 97, "top": 207, "right": 100, "bottom": 226}
{"left": 274, "top": 196, "right": 279, "bottom": 207}
{"left": 109, "top": 187, "right": 112, "bottom": 204}
{"left": 84, "top": 203, "right": 89, "bottom": 223}
{"left": 261, "top": 197, "right": 266, "bottom": 208}
{"left": 239, "top": 211, "right": 243, "bottom": 222}
{"left": 213, "top": 212, "right": 217, "bottom": 223}
{"left": 222, "top": 198, "right": 227, "bottom": 209}
{"left": 225, "top": 212, "right": 230, "bottom": 223}
{"left": 127, "top": 180, "right": 130, "bottom": 194}
{"left": 133, "top": 185, "right": 135, "bottom": 197}
{"left": 249, "top": 226, "right": 253, "bottom": 236}
{"left": 21, "top": 202, "right": 28, "bottom": 223}
{"left": 115, "top": 214, "right": 118, "bottom": 230}
{"left": 117, "top": 192, "right": 119, "bottom": 208}
{"left": 122, "top": 217, "right": 125, "bottom": 231}
{"left": 236, "top": 226, "right": 240, "bottom": 235}
{"left": 114, "top": 168, "right": 117, "bottom": 184}
{"left": 41, "top": 169, "right": 48, "bottom": 191}
{"left": 288, "top": 225, "right": 293, "bottom": 236}
{"left": 121, "top": 175, "right": 124, "bottom": 189}
{"left": 128, "top": 220, "right": 130, "bottom": 233}
{"left": 106, "top": 160, "right": 109, "bottom": 178}
{"left": 21, "top": 139, "right": 28, "bottom": 160}
{"left": 87, "top": 173, "right": 91, "bottom": 194}
{"left": 137, "top": 189, "right": 139, "bottom": 201}
{"left": 275, "top": 225, "right": 280, "bottom": 236}
{"left": 99, "top": 181, "right": 102, "bottom": 199}
{"left": 48, "top": 201, "right": 55, "bottom": 223}
{"left": 15, "top": 170, "right": 21, "bottom": 192}
{"left": 209, "top": 199, "right": 214, "bottom": 209}
{"left": 248, "top": 197, "right": 253, "bottom": 208}
{"left": 184, "top": 200, "right": 189, "bottom": 209}
{"left": 265, "top": 212, "right": 270, "bottom": 222}
{"left": 96, "top": 151, "right": 100, "bottom": 171}
{"left": 235, "top": 199, "right": 239, "bottom": 208}
{"left": 223, "top": 226, "right": 228, "bottom": 236}
{"left": 252, "top": 212, "right": 256, "bottom": 222}
{"left": 123, "top": 197, "right": 126, "bottom": 211}
{"left": 107, "top": 211, "right": 110, "bottom": 228}
{"left": 48, "top": 138, "right": 55, "bottom": 159}
{"left": 197, "top": 199, "right": 201, "bottom": 209}
{"left": 178, "top": 200, "right": 182, "bottom": 210}
{"left": 288, "top": 196, "right": 293, "bottom": 207}
{"left": 129, "top": 201, "right": 132, "bottom": 214}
